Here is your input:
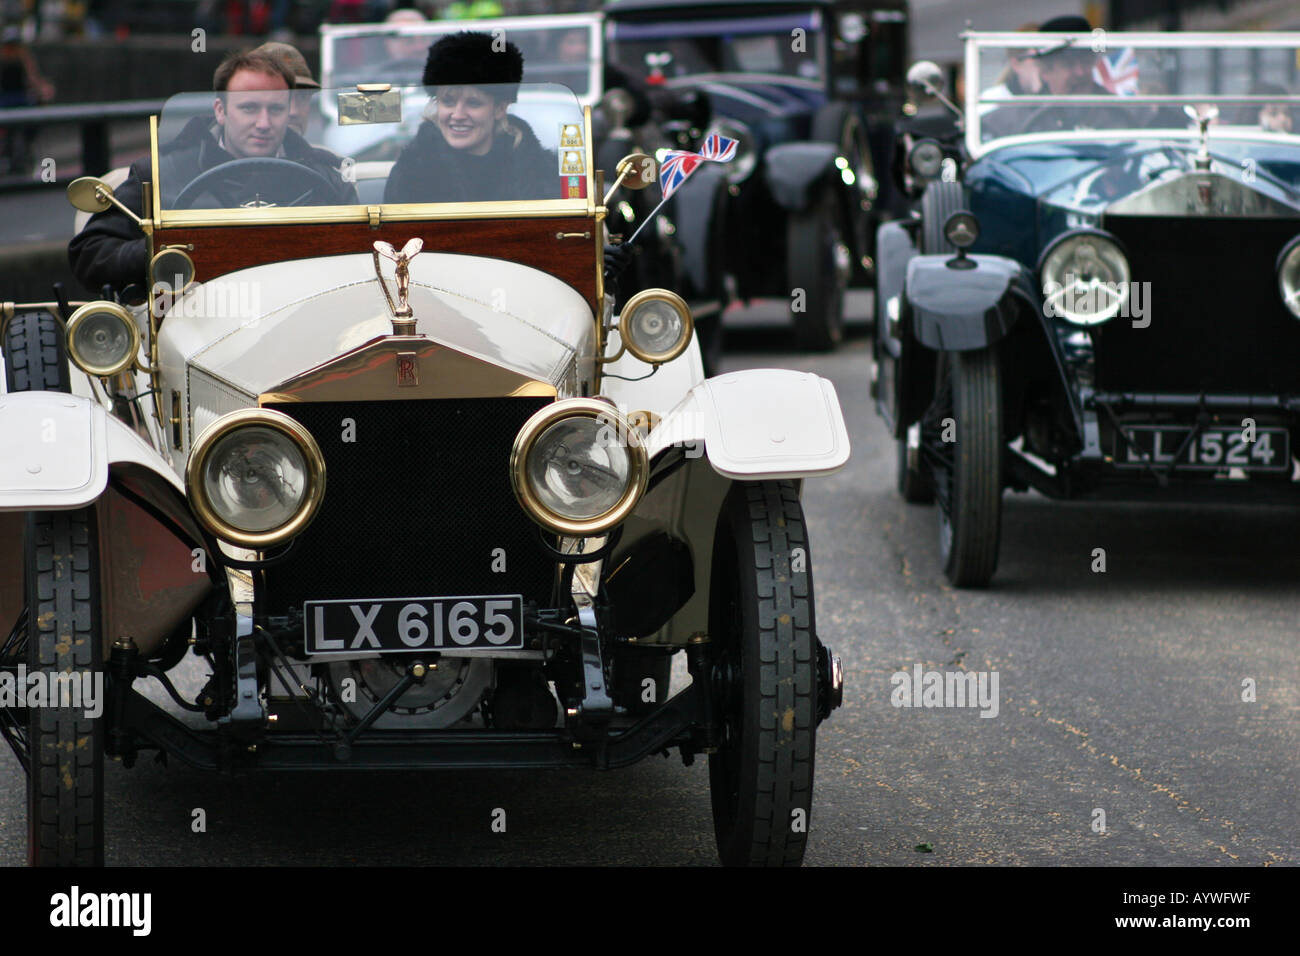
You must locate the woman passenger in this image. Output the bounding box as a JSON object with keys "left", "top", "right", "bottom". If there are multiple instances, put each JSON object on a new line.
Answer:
{"left": 384, "top": 32, "right": 557, "bottom": 204}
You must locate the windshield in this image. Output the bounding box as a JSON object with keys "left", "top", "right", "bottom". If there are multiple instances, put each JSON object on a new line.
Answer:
{"left": 154, "top": 83, "right": 589, "bottom": 216}
{"left": 321, "top": 17, "right": 602, "bottom": 101}
{"left": 608, "top": 11, "right": 826, "bottom": 84}
{"left": 968, "top": 33, "right": 1300, "bottom": 152}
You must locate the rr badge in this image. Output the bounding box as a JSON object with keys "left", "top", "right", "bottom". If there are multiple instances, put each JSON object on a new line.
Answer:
{"left": 396, "top": 351, "right": 418, "bottom": 387}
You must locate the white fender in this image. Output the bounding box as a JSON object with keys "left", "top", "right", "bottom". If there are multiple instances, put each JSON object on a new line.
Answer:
{"left": 0, "top": 392, "right": 181, "bottom": 511}
{"left": 646, "top": 368, "right": 850, "bottom": 479}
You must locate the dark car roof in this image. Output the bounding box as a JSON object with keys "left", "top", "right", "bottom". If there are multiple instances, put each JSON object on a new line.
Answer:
{"left": 606, "top": 0, "right": 906, "bottom": 14}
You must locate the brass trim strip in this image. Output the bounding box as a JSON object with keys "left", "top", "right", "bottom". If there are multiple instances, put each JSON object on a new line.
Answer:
{"left": 150, "top": 115, "right": 161, "bottom": 224}
{"left": 156, "top": 198, "right": 592, "bottom": 228}
{"left": 255, "top": 336, "right": 559, "bottom": 404}
{"left": 147, "top": 114, "right": 162, "bottom": 431}
{"left": 584, "top": 105, "right": 596, "bottom": 219}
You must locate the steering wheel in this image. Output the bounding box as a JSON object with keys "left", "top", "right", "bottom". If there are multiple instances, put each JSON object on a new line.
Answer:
{"left": 1014, "top": 103, "right": 1138, "bottom": 137}
{"left": 173, "top": 158, "right": 338, "bottom": 210}
{"left": 1015, "top": 104, "right": 1069, "bottom": 135}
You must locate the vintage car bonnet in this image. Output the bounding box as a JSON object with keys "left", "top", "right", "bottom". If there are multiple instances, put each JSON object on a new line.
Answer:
{"left": 159, "top": 253, "right": 592, "bottom": 413}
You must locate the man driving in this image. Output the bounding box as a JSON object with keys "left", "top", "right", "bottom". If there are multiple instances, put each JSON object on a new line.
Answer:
{"left": 1016, "top": 15, "right": 1133, "bottom": 134}
{"left": 69, "top": 50, "right": 357, "bottom": 297}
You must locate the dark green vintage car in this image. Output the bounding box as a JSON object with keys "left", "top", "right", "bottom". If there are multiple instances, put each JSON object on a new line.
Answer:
{"left": 606, "top": 0, "right": 910, "bottom": 350}
{"left": 876, "top": 30, "right": 1300, "bottom": 587}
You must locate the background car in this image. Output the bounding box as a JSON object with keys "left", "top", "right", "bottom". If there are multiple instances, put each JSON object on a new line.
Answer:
{"left": 0, "top": 82, "right": 848, "bottom": 867}
{"left": 873, "top": 31, "right": 1300, "bottom": 587}
{"left": 605, "top": 0, "right": 910, "bottom": 350}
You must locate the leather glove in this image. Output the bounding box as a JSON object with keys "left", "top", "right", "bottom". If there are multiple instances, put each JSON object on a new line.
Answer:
{"left": 603, "top": 241, "right": 635, "bottom": 283}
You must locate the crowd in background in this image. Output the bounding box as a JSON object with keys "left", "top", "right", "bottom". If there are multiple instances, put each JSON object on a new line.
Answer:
{"left": 2, "top": 0, "right": 596, "bottom": 40}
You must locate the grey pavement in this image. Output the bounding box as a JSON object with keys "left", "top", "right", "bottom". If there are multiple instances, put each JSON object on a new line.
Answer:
{"left": 1, "top": 296, "right": 1295, "bottom": 866}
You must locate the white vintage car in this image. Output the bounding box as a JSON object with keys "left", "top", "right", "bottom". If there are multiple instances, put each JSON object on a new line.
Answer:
{"left": 0, "top": 82, "right": 848, "bottom": 867}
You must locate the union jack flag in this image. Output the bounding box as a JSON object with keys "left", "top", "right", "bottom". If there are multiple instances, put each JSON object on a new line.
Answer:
{"left": 659, "top": 133, "right": 740, "bottom": 201}
{"left": 659, "top": 150, "right": 704, "bottom": 201}
{"left": 1094, "top": 47, "right": 1138, "bottom": 96}
{"left": 699, "top": 132, "right": 739, "bottom": 162}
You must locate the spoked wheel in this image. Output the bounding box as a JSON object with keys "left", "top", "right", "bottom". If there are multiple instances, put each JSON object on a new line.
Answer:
{"left": 708, "top": 480, "right": 817, "bottom": 866}
{"left": 789, "top": 193, "right": 849, "bottom": 352}
{"left": 922, "top": 349, "right": 1003, "bottom": 588}
{"left": 25, "top": 508, "right": 105, "bottom": 866}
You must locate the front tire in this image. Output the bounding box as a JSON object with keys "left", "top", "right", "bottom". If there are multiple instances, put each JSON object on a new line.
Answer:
{"left": 930, "top": 349, "right": 1003, "bottom": 587}
{"left": 708, "top": 480, "right": 817, "bottom": 866}
{"left": 26, "top": 508, "right": 105, "bottom": 866}
{"left": 920, "top": 180, "right": 964, "bottom": 256}
{"left": 789, "top": 195, "right": 847, "bottom": 352}
{"left": 3, "top": 310, "right": 71, "bottom": 393}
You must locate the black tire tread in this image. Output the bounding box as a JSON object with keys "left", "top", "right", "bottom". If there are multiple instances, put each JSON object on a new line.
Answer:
{"left": 27, "top": 509, "right": 104, "bottom": 866}
{"left": 942, "top": 348, "right": 1002, "bottom": 587}
{"left": 711, "top": 480, "right": 816, "bottom": 866}
{"left": 789, "top": 197, "right": 845, "bottom": 352}
{"left": 3, "top": 310, "right": 71, "bottom": 393}
{"left": 920, "top": 180, "right": 965, "bottom": 256}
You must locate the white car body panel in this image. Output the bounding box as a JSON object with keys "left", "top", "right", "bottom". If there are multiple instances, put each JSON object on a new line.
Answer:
{"left": 599, "top": 323, "right": 705, "bottom": 413}
{"left": 645, "top": 369, "right": 850, "bottom": 479}
{"left": 0, "top": 392, "right": 182, "bottom": 511}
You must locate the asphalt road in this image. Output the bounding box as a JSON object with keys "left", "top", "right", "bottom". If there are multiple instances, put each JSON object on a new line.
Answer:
{"left": 1, "top": 296, "right": 1296, "bottom": 867}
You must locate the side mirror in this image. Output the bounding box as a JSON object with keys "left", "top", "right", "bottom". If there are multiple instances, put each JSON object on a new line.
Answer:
{"left": 67, "top": 176, "right": 115, "bottom": 213}
{"left": 616, "top": 154, "right": 658, "bottom": 191}
{"left": 906, "top": 60, "right": 963, "bottom": 122}
{"left": 906, "top": 61, "right": 946, "bottom": 99}
{"left": 67, "top": 176, "right": 144, "bottom": 226}
{"left": 604, "top": 152, "right": 658, "bottom": 204}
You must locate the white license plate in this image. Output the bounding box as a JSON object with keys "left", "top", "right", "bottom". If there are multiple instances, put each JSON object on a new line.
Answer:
{"left": 303, "top": 595, "right": 525, "bottom": 655}
{"left": 1118, "top": 425, "right": 1290, "bottom": 472}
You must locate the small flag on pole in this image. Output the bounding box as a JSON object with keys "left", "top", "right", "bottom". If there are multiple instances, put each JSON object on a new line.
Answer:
{"left": 699, "top": 132, "right": 739, "bottom": 161}
{"left": 659, "top": 151, "right": 704, "bottom": 201}
{"left": 627, "top": 133, "right": 740, "bottom": 246}
{"left": 658, "top": 133, "right": 740, "bottom": 201}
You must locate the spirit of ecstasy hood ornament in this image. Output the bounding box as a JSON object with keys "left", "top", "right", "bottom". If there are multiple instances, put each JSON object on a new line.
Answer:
{"left": 1185, "top": 104, "right": 1218, "bottom": 172}
{"left": 372, "top": 238, "right": 423, "bottom": 334}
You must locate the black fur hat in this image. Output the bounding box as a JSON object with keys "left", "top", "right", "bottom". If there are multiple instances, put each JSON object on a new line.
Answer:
{"left": 423, "top": 31, "right": 524, "bottom": 103}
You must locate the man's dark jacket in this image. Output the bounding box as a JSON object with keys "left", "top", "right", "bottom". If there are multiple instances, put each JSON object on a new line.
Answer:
{"left": 383, "top": 116, "right": 557, "bottom": 205}
{"left": 69, "top": 115, "right": 357, "bottom": 294}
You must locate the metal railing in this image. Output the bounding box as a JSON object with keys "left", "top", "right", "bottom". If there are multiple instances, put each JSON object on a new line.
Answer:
{"left": 0, "top": 99, "right": 161, "bottom": 186}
